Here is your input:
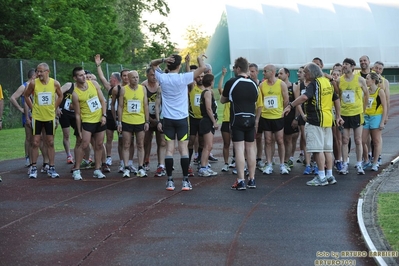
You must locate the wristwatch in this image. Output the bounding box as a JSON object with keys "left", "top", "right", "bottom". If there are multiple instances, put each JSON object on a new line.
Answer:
{"left": 288, "top": 102, "right": 294, "bottom": 109}
{"left": 102, "top": 114, "right": 107, "bottom": 118}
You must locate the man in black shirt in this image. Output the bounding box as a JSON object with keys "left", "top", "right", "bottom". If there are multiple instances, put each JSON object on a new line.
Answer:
{"left": 220, "top": 57, "right": 259, "bottom": 190}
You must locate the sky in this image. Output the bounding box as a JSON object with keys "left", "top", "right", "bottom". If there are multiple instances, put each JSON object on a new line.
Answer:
{"left": 143, "top": 0, "right": 227, "bottom": 48}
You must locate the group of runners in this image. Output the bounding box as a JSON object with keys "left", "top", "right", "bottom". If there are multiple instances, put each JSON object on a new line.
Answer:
{"left": 9, "top": 53, "right": 389, "bottom": 190}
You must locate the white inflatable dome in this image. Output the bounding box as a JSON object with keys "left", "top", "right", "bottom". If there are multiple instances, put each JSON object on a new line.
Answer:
{"left": 223, "top": 0, "right": 399, "bottom": 69}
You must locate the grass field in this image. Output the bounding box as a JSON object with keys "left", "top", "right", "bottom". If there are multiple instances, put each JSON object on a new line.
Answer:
{"left": 378, "top": 193, "right": 399, "bottom": 251}
{"left": 0, "top": 127, "right": 66, "bottom": 162}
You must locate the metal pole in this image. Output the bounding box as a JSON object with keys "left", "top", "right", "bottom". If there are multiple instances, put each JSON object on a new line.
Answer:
{"left": 106, "top": 63, "right": 109, "bottom": 80}
{"left": 53, "top": 60, "right": 57, "bottom": 80}
{"left": 19, "top": 60, "right": 24, "bottom": 85}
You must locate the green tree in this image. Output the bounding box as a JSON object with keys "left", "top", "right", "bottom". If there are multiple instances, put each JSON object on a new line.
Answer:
{"left": 0, "top": 0, "right": 174, "bottom": 65}
{"left": 0, "top": 0, "right": 40, "bottom": 58}
{"left": 179, "top": 25, "right": 210, "bottom": 61}
{"left": 115, "top": 0, "right": 175, "bottom": 64}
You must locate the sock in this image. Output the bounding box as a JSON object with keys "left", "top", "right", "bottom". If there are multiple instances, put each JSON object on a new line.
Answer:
{"left": 165, "top": 157, "right": 173, "bottom": 176}
{"left": 189, "top": 148, "right": 193, "bottom": 162}
{"left": 318, "top": 170, "right": 326, "bottom": 179}
{"left": 181, "top": 156, "right": 189, "bottom": 177}
{"left": 326, "top": 169, "right": 333, "bottom": 177}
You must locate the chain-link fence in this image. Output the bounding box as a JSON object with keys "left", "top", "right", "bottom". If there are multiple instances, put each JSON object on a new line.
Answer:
{"left": 0, "top": 58, "right": 148, "bottom": 129}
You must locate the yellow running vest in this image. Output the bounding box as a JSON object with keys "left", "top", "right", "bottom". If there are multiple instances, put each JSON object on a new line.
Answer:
{"left": 32, "top": 78, "right": 56, "bottom": 121}
{"left": 339, "top": 75, "right": 364, "bottom": 116}
{"left": 189, "top": 86, "right": 203, "bottom": 119}
{"left": 257, "top": 79, "right": 284, "bottom": 119}
{"left": 122, "top": 84, "right": 145, "bottom": 124}
{"left": 75, "top": 81, "right": 102, "bottom": 123}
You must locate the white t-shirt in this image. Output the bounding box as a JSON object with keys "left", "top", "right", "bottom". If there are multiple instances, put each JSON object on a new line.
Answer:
{"left": 155, "top": 69, "right": 194, "bottom": 120}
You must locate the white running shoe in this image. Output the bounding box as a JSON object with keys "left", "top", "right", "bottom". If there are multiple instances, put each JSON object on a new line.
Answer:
{"left": 105, "top": 157, "right": 112, "bottom": 166}
{"left": 280, "top": 164, "right": 289, "bottom": 175}
{"left": 93, "top": 169, "right": 106, "bottom": 179}
{"left": 137, "top": 168, "right": 147, "bottom": 178}
{"left": 263, "top": 164, "right": 273, "bottom": 175}
{"left": 256, "top": 160, "right": 265, "bottom": 170}
{"left": 123, "top": 169, "right": 130, "bottom": 178}
{"left": 29, "top": 166, "right": 38, "bottom": 179}
{"left": 221, "top": 164, "right": 229, "bottom": 172}
{"left": 128, "top": 165, "right": 138, "bottom": 174}
{"left": 207, "top": 168, "right": 218, "bottom": 176}
{"left": 72, "top": 170, "right": 83, "bottom": 181}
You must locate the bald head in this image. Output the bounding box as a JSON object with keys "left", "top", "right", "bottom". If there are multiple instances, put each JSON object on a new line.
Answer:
{"left": 128, "top": 70, "right": 139, "bottom": 85}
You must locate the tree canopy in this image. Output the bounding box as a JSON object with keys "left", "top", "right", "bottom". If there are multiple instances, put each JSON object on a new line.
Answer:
{"left": 0, "top": 0, "right": 175, "bottom": 64}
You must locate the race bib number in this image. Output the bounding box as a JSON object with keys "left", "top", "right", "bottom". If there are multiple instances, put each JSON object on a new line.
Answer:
{"left": 149, "top": 102, "right": 156, "bottom": 115}
{"left": 263, "top": 96, "right": 278, "bottom": 109}
{"left": 87, "top": 96, "right": 101, "bottom": 112}
{"left": 64, "top": 98, "right": 72, "bottom": 111}
{"left": 127, "top": 100, "right": 141, "bottom": 113}
{"left": 342, "top": 90, "right": 355, "bottom": 104}
{"left": 194, "top": 94, "right": 201, "bottom": 107}
{"left": 108, "top": 98, "right": 112, "bottom": 110}
{"left": 367, "top": 97, "right": 374, "bottom": 109}
{"left": 38, "top": 92, "right": 52, "bottom": 106}
{"left": 301, "top": 89, "right": 306, "bottom": 95}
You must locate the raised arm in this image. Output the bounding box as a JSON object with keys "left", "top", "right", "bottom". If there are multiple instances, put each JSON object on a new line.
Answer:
{"left": 217, "top": 67, "right": 227, "bottom": 96}
{"left": 95, "top": 54, "right": 111, "bottom": 91}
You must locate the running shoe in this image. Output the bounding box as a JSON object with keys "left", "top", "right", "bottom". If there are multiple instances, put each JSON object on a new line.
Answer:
{"left": 93, "top": 169, "right": 106, "bottom": 179}
{"left": 155, "top": 166, "right": 166, "bottom": 177}
{"left": 198, "top": 167, "right": 211, "bottom": 177}
{"left": 166, "top": 180, "right": 175, "bottom": 191}
{"left": 143, "top": 162, "right": 150, "bottom": 171}
{"left": 102, "top": 163, "right": 111, "bottom": 173}
{"left": 280, "top": 164, "right": 289, "bottom": 175}
{"left": 188, "top": 165, "right": 194, "bottom": 177}
{"left": 25, "top": 156, "right": 30, "bottom": 167}
{"left": 286, "top": 159, "right": 294, "bottom": 168}
{"left": 208, "top": 154, "right": 218, "bottom": 162}
{"left": 67, "top": 155, "right": 74, "bottom": 164}
{"left": 206, "top": 168, "right": 218, "bottom": 176}
{"left": 357, "top": 165, "right": 365, "bottom": 175}
{"left": 306, "top": 175, "right": 328, "bottom": 186}
{"left": 47, "top": 166, "right": 60, "bottom": 178}
{"left": 371, "top": 164, "right": 379, "bottom": 171}
{"left": 181, "top": 180, "right": 192, "bottom": 191}
{"left": 297, "top": 153, "right": 305, "bottom": 164}
{"left": 128, "top": 165, "right": 138, "bottom": 174}
{"left": 229, "top": 158, "right": 236, "bottom": 168}
{"left": 334, "top": 161, "right": 343, "bottom": 171}
{"left": 80, "top": 159, "right": 91, "bottom": 169}
{"left": 137, "top": 168, "right": 147, "bottom": 178}
{"left": 327, "top": 175, "right": 337, "bottom": 185}
{"left": 256, "top": 160, "right": 265, "bottom": 171}
{"left": 72, "top": 169, "right": 83, "bottom": 181}
{"left": 247, "top": 179, "right": 256, "bottom": 189}
{"left": 29, "top": 166, "right": 38, "bottom": 179}
{"left": 41, "top": 164, "right": 49, "bottom": 173}
{"left": 377, "top": 155, "right": 382, "bottom": 166}
{"left": 339, "top": 164, "right": 348, "bottom": 175}
{"left": 362, "top": 161, "right": 372, "bottom": 170}
{"left": 221, "top": 163, "right": 229, "bottom": 172}
{"left": 123, "top": 169, "right": 130, "bottom": 178}
{"left": 105, "top": 156, "right": 112, "bottom": 166}
{"left": 118, "top": 163, "right": 125, "bottom": 173}
{"left": 262, "top": 164, "right": 273, "bottom": 175}
{"left": 303, "top": 165, "right": 312, "bottom": 175}
{"left": 231, "top": 180, "right": 246, "bottom": 190}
